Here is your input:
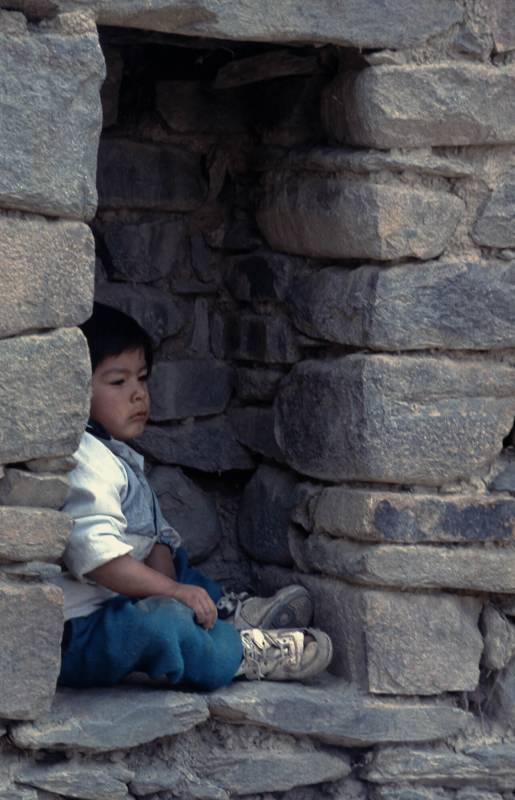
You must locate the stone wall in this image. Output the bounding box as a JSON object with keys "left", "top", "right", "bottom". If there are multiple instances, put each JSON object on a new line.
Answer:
{"left": 1, "top": 1, "right": 515, "bottom": 799}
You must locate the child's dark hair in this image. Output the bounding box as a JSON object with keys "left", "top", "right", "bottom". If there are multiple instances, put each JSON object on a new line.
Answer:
{"left": 80, "top": 302, "right": 153, "bottom": 374}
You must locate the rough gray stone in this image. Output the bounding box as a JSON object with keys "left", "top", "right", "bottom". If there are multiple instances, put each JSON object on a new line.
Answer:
{"left": 235, "top": 368, "right": 284, "bottom": 403}
{"left": 257, "top": 568, "right": 482, "bottom": 694}
{"left": 215, "top": 49, "right": 319, "bottom": 89}
{"left": 0, "top": 215, "right": 94, "bottom": 338}
{"left": 473, "top": 172, "right": 515, "bottom": 248}
{"left": 362, "top": 742, "right": 515, "bottom": 789}
{"left": 488, "top": 451, "right": 515, "bottom": 492}
{"left": 17, "top": 762, "right": 133, "bottom": 800}
{"left": 286, "top": 260, "right": 515, "bottom": 350}
{"left": 303, "top": 486, "right": 515, "bottom": 544}
{"left": 373, "top": 789, "right": 453, "bottom": 800}
{"left": 97, "top": 139, "right": 207, "bottom": 211}
{"left": 226, "top": 251, "right": 304, "bottom": 303}
{"left": 0, "top": 581, "right": 63, "bottom": 719}
{"left": 238, "top": 465, "right": 296, "bottom": 566}
{"left": 322, "top": 64, "right": 515, "bottom": 148}
{"left": 0, "top": 469, "right": 69, "bottom": 509}
{"left": 275, "top": 354, "right": 515, "bottom": 484}
{"left": 216, "top": 313, "right": 301, "bottom": 363}
{"left": 492, "top": 0, "right": 515, "bottom": 53}
{"left": 129, "top": 766, "right": 181, "bottom": 796}
{"left": 97, "top": 216, "right": 188, "bottom": 282}
{"left": 229, "top": 407, "right": 284, "bottom": 461}
{"left": 95, "top": 282, "right": 183, "bottom": 346}
{"left": 157, "top": 80, "right": 245, "bottom": 132}
{"left": 0, "top": 329, "right": 90, "bottom": 465}
{"left": 1, "top": 562, "right": 61, "bottom": 580}
{"left": 289, "top": 531, "right": 515, "bottom": 593}
{"left": 100, "top": 45, "right": 123, "bottom": 128}
{"left": 25, "top": 456, "right": 77, "bottom": 474}
{"left": 482, "top": 605, "right": 515, "bottom": 670}
{"left": 257, "top": 173, "right": 462, "bottom": 261}
{"left": 0, "top": 507, "right": 71, "bottom": 562}
{"left": 149, "top": 360, "right": 233, "bottom": 421}
{"left": 135, "top": 419, "right": 255, "bottom": 472}
{"left": 0, "top": 13, "right": 104, "bottom": 219}
{"left": 12, "top": 1, "right": 463, "bottom": 48}
{"left": 208, "top": 675, "right": 474, "bottom": 746}
{"left": 147, "top": 465, "right": 222, "bottom": 562}
{"left": 490, "top": 657, "right": 515, "bottom": 726}
{"left": 11, "top": 687, "right": 208, "bottom": 751}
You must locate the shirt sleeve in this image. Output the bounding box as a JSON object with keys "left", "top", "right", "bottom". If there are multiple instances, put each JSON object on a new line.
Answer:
{"left": 61, "top": 434, "right": 134, "bottom": 580}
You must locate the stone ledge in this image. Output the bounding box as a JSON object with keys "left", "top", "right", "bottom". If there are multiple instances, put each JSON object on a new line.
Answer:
{"left": 9, "top": 677, "right": 474, "bottom": 753}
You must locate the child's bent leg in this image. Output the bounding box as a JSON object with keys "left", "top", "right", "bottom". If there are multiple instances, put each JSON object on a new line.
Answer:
{"left": 59, "top": 595, "right": 242, "bottom": 691}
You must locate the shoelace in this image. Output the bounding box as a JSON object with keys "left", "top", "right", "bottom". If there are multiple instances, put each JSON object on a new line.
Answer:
{"left": 216, "top": 590, "right": 249, "bottom": 619}
{"left": 240, "top": 629, "right": 301, "bottom": 679}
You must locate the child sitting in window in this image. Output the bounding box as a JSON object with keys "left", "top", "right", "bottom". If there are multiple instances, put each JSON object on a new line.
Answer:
{"left": 54, "top": 303, "right": 332, "bottom": 690}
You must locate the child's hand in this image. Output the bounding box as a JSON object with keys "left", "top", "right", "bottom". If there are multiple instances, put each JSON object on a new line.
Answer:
{"left": 174, "top": 584, "right": 218, "bottom": 630}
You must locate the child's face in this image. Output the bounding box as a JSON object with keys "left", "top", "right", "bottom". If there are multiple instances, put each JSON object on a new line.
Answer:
{"left": 90, "top": 347, "right": 150, "bottom": 441}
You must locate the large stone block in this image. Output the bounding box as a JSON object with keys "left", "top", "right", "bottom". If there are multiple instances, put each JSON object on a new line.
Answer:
{"left": 490, "top": 658, "right": 515, "bottom": 726}
{"left": 0, "top": 328, "right": 90, "bottom": 464}
{"left": 0, "top": 507, "right": 71, "bottom": 562}
{"left": 0, "top": 581, "right": 63, "bottom": 719}
{"left": 13, "top": 1, "right": 463, "bottom": 48}
{"left": 0, "top": 11, "right": 104, "bottom": 219}
{"left": 135, "top": 419, "right": 255, "bottom": 472}
{"left": 473, "top": 171, "right": 515, "bottom": 248}
{"left": 17, "top": 762, "right": 133, "bottom": 800}
{"left": 290, "top": 531, "right": 515, "bottom": 593}
{"left": 287, "top": 260, "right": 515, "bottom": 350}
{"left": 274, "top": 354, "right": 515, "bottom": 484}
{"left": 0, "top": 214, "right": 94, "bottom": 338}
{"left": 322, "top": 64, "right": 515, "bottom": 148}
{"left": 215, "top": 312, "right": 301, "bottom": 363}
{"left": 362, "top": 742, "right": 515, "bottom": 790}
{"left": 149, "top": 359, "right": 233, "bottom": 421}
{"left": 256, "top": 173, "right": 462, "bottom": 260}
{"left": 208, "top": 675, "right": 474, "bottom": 746}
{"left": 492, "top": 0, "right": 515, "bottom": 53}
{"left": 236, "top": 367, "right": 284, "bottom": 403}
{"left": 11, "top": 686, "right": 208, "bottom": 750}
{"left": 229, "top": 407, "right": 284, "bottom": 461}
{"left": 97, "top": 139, "right": 207, "bottom": 211}
{"left": 147, "top": 465, "right": 221, "bottom": 562}
{"left": 238, "top": 465, "right": 296, "bottom": 566}
{"left": 95, "top": 282, "right": 183, "bottom": 346}
{"left": 0, "top": 469, "right": 69, "bottom": 509}
{"left": 303, "top": 485, "right": 515, "bottom": 544}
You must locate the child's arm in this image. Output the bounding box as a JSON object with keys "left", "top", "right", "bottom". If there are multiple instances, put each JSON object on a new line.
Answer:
{"left": 87, "top": 554, "right": 217, "bottom": 630}
{"left": 145, "top": 543, "right": 177, "bottom": 579}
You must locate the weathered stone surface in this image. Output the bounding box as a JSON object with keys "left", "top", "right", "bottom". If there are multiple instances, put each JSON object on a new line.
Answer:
{"left": 490, "top": 657, "right": 515, "bottom": 726}
{"left": 25, "top": 455, "right": 77, "bottom": 474}
{"left": 323, "top": 64, "right": 515, "bottom": 148}
{"left": 374, "top": 788, "right": 453, "bottom": 800}
{"left": 0, "top": 329, "right": 90, "bottom": 464}
{"left": 0, "top": 469, "right": 69, "bottom": 509}
{"left": 149, "top": 359, "right": 233, "bottom": 421}
{"left": 100, "top": 45, "right": 123, "bottom": 128}
{"left": 303, "top": 486, "right": 515, "bottom": 544}
{"left": 257, "top": 173, "right": 462, "bottom": 261}
{"left": 258, "top": 568, "right": 482, "bottom": 694}
{"left": 157, "top": 80, "right": 245, "bottom": 132}
{"left": 238, "top": 465, "right": 296, "bottom": 566}
{"left": 215, "top": 312, "right": 301, "bottom": 363}
{"left": 289, "top": 531, "right": 515, "bottom": 593}
{"left": 0, "top": 507, "right": 70, "bottom": 562}
{"left": 13, "top": 1, "right": 463, "bottom": 48}
{"left": 208, "top": 675, "right": 474, "bottom": 746}
{"left": 135, "top": 419, "right": 255, "bottom": 472}
{"left": 473, "top": 172, "right": 515, "bottom": 248}
{"left": 1, "top": 561, "right": 61, "bottom": 579}
{"left": 287, "top": 260, "right": 515, "bottom": 350}
{"left": 129, "top": 766, "right": 181, "bottom": 796}
{"left": 97, "top": 139, "right": 207, "bottom": 211}
{"left": 235, "top": 367, "right": 284, "bottom": 403}
{"left": 275, "top": 354, "right": 515, "bottom": 484}
{"left": 17, "top": 762, "right": 133, "bottom": 800}
{"left": 0, "top": 581, "right": 63, "bottom": 719}
{"left": 229, "top": 407, "right": 284, "bottom": 461}
{"left": 492, "top": 0, "right": 515, "bottom": 53}
{"left": 226, "top": 251, "right": 304, "bottom": 303}
{"left": 215, "top": 50, "right": 319, "bottom": 89}
{"left": 0, "top": 215, "right": 94, "bottom": 338}
{"left": 482, "top": 605, "right": 515, "bottom": 670}
{"left": 95, "top": 282, "right": 183, "bottom": 346}
{"left": 11, "top": 687, "right": 208, "bottom": 751}
{"left": 0, "top": 13, "right": 104, "bottom": 219}
{"left": 148, "top": 465, "right": 221, "bottom": 562}
{"left": 488, "top": 451, "right": 515, "bottom": 492}
{"left": 362, "top": 742, "right": 515, "bottom": 789}
{"left": 97, "top": 216, "right": 188, "bottom": 282}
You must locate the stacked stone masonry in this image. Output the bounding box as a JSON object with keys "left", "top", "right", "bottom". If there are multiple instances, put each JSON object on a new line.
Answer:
{"left": 1, "top": 0, "right": 515, "bottom": 798}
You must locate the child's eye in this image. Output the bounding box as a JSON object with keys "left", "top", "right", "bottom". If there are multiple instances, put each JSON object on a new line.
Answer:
{"left": 110, "top": 379, "right": 125, "bottom": 386}
{"left": 139, "top": 373, "right": 148, "bottom": 383}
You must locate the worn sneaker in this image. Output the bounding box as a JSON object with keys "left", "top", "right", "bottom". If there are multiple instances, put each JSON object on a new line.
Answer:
{"left": 219, "top": 585, "right": 313, "bottom": 631}
{"left": 237, "top": 627, "right": 333, "bottom": 681}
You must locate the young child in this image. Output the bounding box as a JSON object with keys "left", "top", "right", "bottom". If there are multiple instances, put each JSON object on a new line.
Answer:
{"left": 54, "top": 303, "right": 332, "bottom": 691}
